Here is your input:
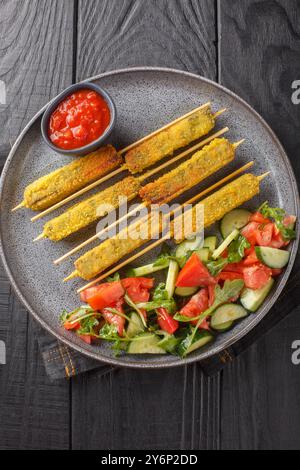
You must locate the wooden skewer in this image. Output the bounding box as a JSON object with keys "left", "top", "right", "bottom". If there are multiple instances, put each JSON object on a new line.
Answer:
{"left": 53, "top": 128, "right": 233, "bottom": 261}
{"left": 11, "top": 202, "right": 25, "bottom": 212}
{"left": 34, "top": 127, "right": 230, "bottom": 243}
{"left": 118, "top": 102, "right": 211, "bottom": 155}
{"left": 258, "top": 172, "right": 270, "bottom": 181}
{"left": 76, "top": 162, "right": 256, "bottom": 293}
{"left": 13, "top": 102, "right": 214, "bottom": 214}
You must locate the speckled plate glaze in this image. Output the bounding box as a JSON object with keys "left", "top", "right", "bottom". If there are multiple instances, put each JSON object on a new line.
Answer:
{"left": 0, "top": 67, "right": 299, "bottom": 369}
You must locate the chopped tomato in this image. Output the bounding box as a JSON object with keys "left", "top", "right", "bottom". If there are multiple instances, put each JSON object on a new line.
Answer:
{"left": 217, "top": 271, "right": 244, "bottom": 281}
{"left": 157, "top": 308, "right": 179, "bottom": 335}
{"left": 243, "top": 246, "right": 259, "bottom": 266}
{"left": 64, "top": 320, "right": 81, "bottom": 331}
{"left": 250, "top": 212, "right": 271, "bottom": 224}
{"left": 255, "top": 223, "right": 274, "bottom": 246}
{"left": 243, "top": 263, "right": 272, "bottom": 290}
{"left": 79, "top": 334, "right": 93, "bottom": 344}
{"left": 102, "top": 299, "right": 125, "bottom": 336}
{"left": 269, "top": 231, "right": 289, "bottom": 249}
{"left": 176, "top": 253, "right": 216, "bottom": 287}
{"left": 241, "top": 222, "right": 260, "bottom": 246}
{"left": 82, "top": 281, "right": 125, "bottom": 311}
{"left": 180, "top": 289, "right": 210, "bottom": 329}
{"left": 224, "top": 262, "right": 245, "bottom": 274}
{"left": 283, "top": 215, "right": 296, "bottom": 227}
{"left": 272, "top": 268, "right": 282, "bottom": 277}
{"left": 208, "top": 285, "right": 215, "bottom": 307}
{"left": 122, "top": 277, "right": 154, "bottom": 303}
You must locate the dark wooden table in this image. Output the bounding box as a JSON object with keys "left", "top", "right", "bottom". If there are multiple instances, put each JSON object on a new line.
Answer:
{"left": 0, "top": 0, "right": 300, "bottom": 450}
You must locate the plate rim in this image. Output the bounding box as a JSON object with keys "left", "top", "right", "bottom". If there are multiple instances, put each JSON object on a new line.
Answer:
{"left": 0, "top": 66, "right": 299, "bottom": 369}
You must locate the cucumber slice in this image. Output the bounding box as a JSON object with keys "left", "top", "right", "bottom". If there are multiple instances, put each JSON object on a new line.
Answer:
{"left": 157, "top": 335, "right": 181, "bottom": 353}
{"left": 220, "top": 209, "right": 251, "bottom": 239}
{"left": 255, "top": 246, "right": 290, "bottom": 269}
{"left": 203, "top": 236, "right": 218, "bottom": 253}
{"left": 211, "top": 304, "right": 248, "bottom": 330}
{"left": 212, "top": 229, "right": 239, "bottom": 260}
{"left": 212, "top": 320, "right": 234, "bottom": 332}
{"left": 175, "top": 286, "right": 199, "bottom": 297}
{"left": 178, "top": 330, "right": 213, "bottom": 356}
{"left": 126, "top": 312, "right": 145, "bottom": 338}
{"left": 165, "top": 260, "right": 179, "bottom": 299}
{"left": 240, "top": 278, "right": 274, "bottom": 312}
{"left": 175, "top": 235, "right": 203, "bottom": 260}
{"left": 196, "top": 247, "right": 210, "bottom": 263}
{"left": 128, "top": 260, "right": 169, "bottom": 277}
{"left": 128, "top": 334, "right": 166, "bottom": 354}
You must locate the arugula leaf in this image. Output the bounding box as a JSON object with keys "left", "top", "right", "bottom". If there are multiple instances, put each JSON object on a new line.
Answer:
{"left": 137, "top": 284, "right": 176, "bottom": 313}
{"left": 60, "top": 306, "right": 96, "bottom": 325}
{"left": 77, "top": 316, "right": 99, "bottom": 336}
{"left": 206, "top": 258, "right": 227, "bottom": 276}
{"left": 136, "top": 299, "right": 177, "bottom": 313}
{"left": 124, "top": 293, "right": 147, "bottom": 328}
{"left": 105, "top": 272, "right": 121, "bottom": 282}
{"left": 260, "top": 202, "right": 296, "bottom": 241}
{"left": 99, "top": 323, "right": 120, "bottom": 340}
{"left": 227, "top": 235, "right": 250, "bottom": 263}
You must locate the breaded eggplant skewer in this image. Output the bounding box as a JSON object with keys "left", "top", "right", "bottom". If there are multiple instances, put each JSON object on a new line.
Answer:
{"left": 36, "top": 133, "right": 231, "bottom": 244}
{"left": 66, "top": 171, "right": 265, "bottom": 284}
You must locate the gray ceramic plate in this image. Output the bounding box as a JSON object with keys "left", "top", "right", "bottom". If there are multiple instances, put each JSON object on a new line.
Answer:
{"left": 0, "top": 67, "right": 299, "bottom": 368}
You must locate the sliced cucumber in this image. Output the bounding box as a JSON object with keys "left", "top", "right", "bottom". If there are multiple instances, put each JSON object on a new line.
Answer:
{"left": 166, "top": 260, "right": 179, "bottom": 299}
{"left": 128, "top": 260, "right": 169, "bottom": 277}
{"left": 196, "top": 247, "right": 210, "bottom": 263}
{"left": 220, "top": 209, "right": 251, "bottom": 239}
{"left": 175, "top": 235, "right": 203, "bottom": 260}
{"left": 212, "top": 229, "right": 239, "bottom": 260}
{"left": 175, "top": 286, "right": 199, "bottom": 297}
{"left": 127, "top": 334, "right": 166, "bottom": 354}
{"left": 211, "top": 304, "right": 248, "bottom": 330}
{"left": 157, "top": 335, "right": 181, "bottom": 354}
{"left": 255, "top": 246, "right": 290, "bottom": 269}
{"left": 240, "top": 278, "right": 274, "bottom": 312}
{"left": 126, "top": 312, "right": 145, "bottom": 338}
{"left": 203, "top": 236, "right": 218, "bottom": 253}
{"left": 178, "top": 330, "right": 213, "bottom": 356}
{"left": 212, "top": 320, "right": 234, "bottom": 332}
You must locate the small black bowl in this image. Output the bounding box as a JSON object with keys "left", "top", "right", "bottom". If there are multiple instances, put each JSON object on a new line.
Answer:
{"left": 41, "top": 82, "right": 116, "bottom": 156}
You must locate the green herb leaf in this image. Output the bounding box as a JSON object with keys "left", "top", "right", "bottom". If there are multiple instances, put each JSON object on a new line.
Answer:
{"left": 105, "top": 272, "right": 121, "bottom": 282}
{"left": 77, "top": 316, "right": 99, "bottom": 336}
{"left": 227, "top": 235, "right": 251, "bottom": 263}
{"left": 124, "top": 293, "right": 147, "bottom": 328}
{"left": 206, "top": 258, "right": 228, "bottom": 276}
{"left": 260, "top": 202, "right": 296, "bottom": 241}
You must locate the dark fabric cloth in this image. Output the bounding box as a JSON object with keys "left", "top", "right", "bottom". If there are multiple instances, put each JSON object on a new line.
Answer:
{"left": 34, "top": 257, "right": 300, "bottom": 380}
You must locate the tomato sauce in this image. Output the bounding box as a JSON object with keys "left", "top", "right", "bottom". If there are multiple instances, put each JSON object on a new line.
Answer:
{"left": 48, "top": 89, "right": 111, "bottom": 150}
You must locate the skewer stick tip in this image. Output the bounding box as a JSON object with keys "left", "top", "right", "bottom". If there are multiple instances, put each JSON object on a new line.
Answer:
{"left": 233, "top": 139, "right": 245, "bottom": 149}
{"left": 258, "top": 172, "right": 270, "bottom": 182}
{"left": 214, "top": 108, "right": 227, "bottom": 118}
{"left": 33, "top": 233, "right": 45, "bottom": 242}
{"left": 12, "top": 201, "right": 25, "bottom": 212}
{"left": 63, "top": 271, "right": 78, "bottom": 283}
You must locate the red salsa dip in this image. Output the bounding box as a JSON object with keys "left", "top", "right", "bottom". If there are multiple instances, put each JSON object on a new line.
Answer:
{"left": 48, "top": 89, "right": 111, "bottom": 150}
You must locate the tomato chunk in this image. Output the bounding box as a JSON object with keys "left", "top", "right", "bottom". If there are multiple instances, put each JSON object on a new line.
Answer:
{"left": 102, "top": 299, "right": 125, "bottom": 336}
{"left": 122, "top": 277, "right": 154, "bottom": 303}
{"left": 243, "top": 263, "right": 272, "bottom": 290}
{"left": 176, "top": 253, "right": 216, "bottom": 287}
{"left": 241, "top": 222, "right": 260, "bottom": 246}
{"left": 250, "top": 212, "right": 271, "bottom": 224}
{"left": 243, "top": 246, "right": 259, "bottom": 266}
{"left": 83, "top": 281, "right": 125, "bottom": 311}
{"left": 157, "top": 308, "right": 179, "bottom": 335}
{"left": 255, "top": 223, "right": 274, "bottom": 246}
{"left": 180, "top": 289, "right": 210, "bottom": 329}
{"left": 79, "top": 335, "right": 93, "bottom": 344}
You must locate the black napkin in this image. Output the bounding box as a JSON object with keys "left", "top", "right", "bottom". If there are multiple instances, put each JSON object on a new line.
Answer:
{"left": 33, "top": 257, "right": 300, "bottom": 380}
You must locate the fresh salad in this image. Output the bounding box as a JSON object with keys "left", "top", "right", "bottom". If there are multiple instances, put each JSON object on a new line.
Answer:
{"left": 61, "top": 202, "right": 296, "bottom": 358}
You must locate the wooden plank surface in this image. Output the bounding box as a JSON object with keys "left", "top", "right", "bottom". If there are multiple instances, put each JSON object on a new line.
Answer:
{"left": 0, "top": 0, "right": 74, "bottom": 450}
{"left": 72, "top": 0, "right": 219, "bottom": 451}
{"left": 219, "top": 0, "right": 300, "bottom": 450}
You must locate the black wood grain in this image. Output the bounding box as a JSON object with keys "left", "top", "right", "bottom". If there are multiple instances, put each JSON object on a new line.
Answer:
{"left": 0, "top": 0, "right": 74, "bottom": 450}
{"left": 219, "top": 0, "right": 300, "bottom": 450}
{"left": 72, "top": 0, "right": 219, "bottom": 451}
